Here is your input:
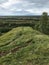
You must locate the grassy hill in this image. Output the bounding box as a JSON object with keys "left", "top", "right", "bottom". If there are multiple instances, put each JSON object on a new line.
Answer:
{"left": 0, "top": 27, "right": 49, "bottom": 65}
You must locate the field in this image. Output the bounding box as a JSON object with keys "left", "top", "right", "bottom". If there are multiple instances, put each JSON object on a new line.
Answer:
{"left": 0, "top": 16, "right": 39, "bottom": 35}
{"left": 0, "top": 16, "right": 49, "bottom": 65}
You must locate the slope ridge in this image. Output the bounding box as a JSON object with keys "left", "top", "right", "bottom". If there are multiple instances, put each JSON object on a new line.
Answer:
{"left": 0, "top": 27, "right": 49, "bottom": 65}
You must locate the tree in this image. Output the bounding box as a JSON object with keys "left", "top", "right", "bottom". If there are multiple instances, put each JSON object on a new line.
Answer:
{"left": 39, "top": 12, "right": 48, "bottom": 34}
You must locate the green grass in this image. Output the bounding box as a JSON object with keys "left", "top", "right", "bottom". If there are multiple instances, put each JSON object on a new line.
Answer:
{"left": 0, "top": 27, "right": 49, "bottom": 65}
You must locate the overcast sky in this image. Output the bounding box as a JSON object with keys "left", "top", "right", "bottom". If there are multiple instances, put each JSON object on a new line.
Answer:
{"left": 0, "top": 0, "right": 49, "bottom": 15}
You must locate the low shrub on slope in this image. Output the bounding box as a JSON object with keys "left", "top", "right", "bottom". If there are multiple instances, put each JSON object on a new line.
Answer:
{"left": 0, "top": 27, "right": 49, "bottom": 65}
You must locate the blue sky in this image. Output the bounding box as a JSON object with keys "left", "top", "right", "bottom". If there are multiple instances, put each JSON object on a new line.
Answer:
{"left": 0, "top": 0, "right": 49, "bottom": 15}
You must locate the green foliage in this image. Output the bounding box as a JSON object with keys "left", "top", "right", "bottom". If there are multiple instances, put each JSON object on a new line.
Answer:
{"left": 0, "top": 27, "right": 49, "bottom": 65}
{"left": 34, "top": 12, "right": 49, "bottom": 35}
{"left": 40, "top": 12, "right": 48, "bottom": 33}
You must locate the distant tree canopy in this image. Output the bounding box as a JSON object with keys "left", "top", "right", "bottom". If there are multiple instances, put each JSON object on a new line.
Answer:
{"left": 35, "top": 12, "right": 49, "bottom": 34}
{"left": 40, "top": 12, "right": 48, "bottom": 34}
{"left": 41, "top": 12, "right": 48, "bottom": 22}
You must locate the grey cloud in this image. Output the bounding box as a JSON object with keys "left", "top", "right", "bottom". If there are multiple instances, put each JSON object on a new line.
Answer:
{"left": 26, "top": 0, "right": 49, "bottom": 4}
{"left": 25, "top": 0, "right": 49, "bottom": 8}
{"left": 0, "top": 0, "right": 49, "bottom": 15}
{"left": 0, "top": 0, "right": 8, "bottom": 4}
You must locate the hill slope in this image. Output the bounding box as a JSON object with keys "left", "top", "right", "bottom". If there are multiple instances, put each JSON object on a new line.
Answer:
{"left": 0, "top": 27, "right": 49, "bottom": 65}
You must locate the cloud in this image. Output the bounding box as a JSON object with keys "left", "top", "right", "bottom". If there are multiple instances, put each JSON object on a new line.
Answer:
{"left": 0, "top": 0, "right": 22, "bottom": 9}
{"left": 26, "top": 8, "right": 49, "bottom": 15}
{"left": 0, "top": 0, "right": 49, "bottom": 15}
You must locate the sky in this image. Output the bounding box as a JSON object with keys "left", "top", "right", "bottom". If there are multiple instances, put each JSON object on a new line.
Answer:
{"left": 0, "top": 0, "right": 49, "bottom": 16}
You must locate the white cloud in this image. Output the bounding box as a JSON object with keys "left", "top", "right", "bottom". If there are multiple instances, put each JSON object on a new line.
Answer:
{"left": 0, "top": 0, "right": 22, "bottom": 9}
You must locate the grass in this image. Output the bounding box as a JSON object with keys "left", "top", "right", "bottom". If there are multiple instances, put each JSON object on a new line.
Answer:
{"left": 0, "top": 27, "right": 49, "bottom": 65}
